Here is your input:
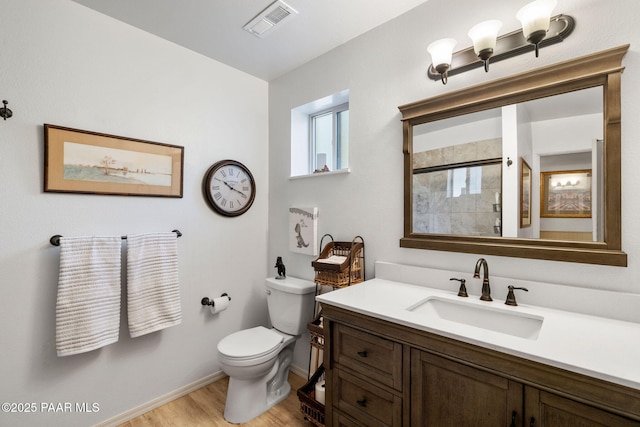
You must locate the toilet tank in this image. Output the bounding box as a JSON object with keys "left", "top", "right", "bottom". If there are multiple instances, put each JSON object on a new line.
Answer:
{"left": 265, "top": 276, "right": 316, "bottom": 335}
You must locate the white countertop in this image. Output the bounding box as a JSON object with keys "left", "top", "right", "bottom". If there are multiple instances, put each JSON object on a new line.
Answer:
{"left": 317, "top": 277, "right": 640, "bottom": 390}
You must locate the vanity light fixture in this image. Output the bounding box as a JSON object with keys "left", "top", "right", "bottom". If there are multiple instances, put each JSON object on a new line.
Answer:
{"left": 427, "top": 38, "right": 457, "bottom": 84}
{"left": 468, "top": 20, "right": 503, "bottom": 72}
{"left": 516, "top": 0, "right": 558, "bottom": 57}
{"left": 426, "top": 2, "right": 573, "bottom": 84}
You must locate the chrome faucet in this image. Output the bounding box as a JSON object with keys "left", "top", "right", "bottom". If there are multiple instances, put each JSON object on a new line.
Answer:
{"left": 473, "top": 258, "right": 492, "bottom": 301}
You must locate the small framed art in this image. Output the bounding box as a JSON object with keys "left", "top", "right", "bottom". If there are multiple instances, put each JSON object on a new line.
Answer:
{"left": 289, "top": 207, "right": 318, "bottom": 255}
{"left": 540, "top": 169, "right": 592, "bottom": 218}
{"left": 520, "top": 158, "right": 532, "bottom": 228}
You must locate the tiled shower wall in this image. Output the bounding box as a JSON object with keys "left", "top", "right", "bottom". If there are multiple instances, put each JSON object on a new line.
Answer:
{"left": 413, "top": 139, "right": 502, "bottom": 236}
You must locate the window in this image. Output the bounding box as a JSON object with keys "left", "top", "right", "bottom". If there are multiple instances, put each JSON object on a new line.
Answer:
{"left": 310, "top": 103, "right": 349, "bottom": 172}
{"left": 448, "top": 166, "right": 482, "bottom": 197}
{"left": 291, "top": 90, "right": 350, "bottom": 177}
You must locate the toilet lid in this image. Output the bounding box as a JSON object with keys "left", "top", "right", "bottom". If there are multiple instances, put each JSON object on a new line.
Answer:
{"left": 217, "top": 326, "right": 284, "bottom": 359}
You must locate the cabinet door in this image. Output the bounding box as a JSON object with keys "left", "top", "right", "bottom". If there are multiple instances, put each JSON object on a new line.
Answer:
{"left": 411, "top": 349, "right": 523, "bottom": 427}
{"left": 525, "top": 386, "right": 640, "bottom": 427}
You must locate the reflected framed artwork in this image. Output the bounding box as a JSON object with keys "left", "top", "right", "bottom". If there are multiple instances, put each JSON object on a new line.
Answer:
{"left": 520, "top": 158, "right": 532, "bottom": 228}
{"left": 540, "top": 170, "right": 592, "bottom": 218}
{"left": 44, "top": 124, "right": 184, "bottom": 197}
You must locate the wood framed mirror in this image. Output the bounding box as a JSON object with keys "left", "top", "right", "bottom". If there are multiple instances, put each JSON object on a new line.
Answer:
{"left": 399, "top": 45, "right": 628, "bottom": 266}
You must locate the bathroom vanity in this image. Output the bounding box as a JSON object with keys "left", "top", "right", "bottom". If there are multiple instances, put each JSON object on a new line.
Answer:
{"left": 316, "top": 262, "right": 640, "bottom": 426}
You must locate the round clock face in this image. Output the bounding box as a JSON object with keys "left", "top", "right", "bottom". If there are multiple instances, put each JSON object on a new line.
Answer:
{"left": 203, "top": 160, "right": 256, "bottom": 217}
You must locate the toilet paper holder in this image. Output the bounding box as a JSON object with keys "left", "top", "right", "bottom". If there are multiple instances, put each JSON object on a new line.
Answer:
{"left": 201, "top": 293, "right": 231, "bottom": 307}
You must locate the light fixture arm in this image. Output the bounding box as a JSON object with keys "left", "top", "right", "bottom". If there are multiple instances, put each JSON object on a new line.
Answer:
{"left": 427, "top": 14, "right": 574, "bottom": 82}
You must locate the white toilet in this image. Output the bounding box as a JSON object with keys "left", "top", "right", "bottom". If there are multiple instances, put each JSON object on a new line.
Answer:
{"left": 217, "top": 276, "right": 316, "bottom": 423}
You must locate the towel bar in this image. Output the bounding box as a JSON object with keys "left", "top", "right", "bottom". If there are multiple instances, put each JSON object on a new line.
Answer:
{"left": 49, "top": 229, "right": 182, "bottom": 246}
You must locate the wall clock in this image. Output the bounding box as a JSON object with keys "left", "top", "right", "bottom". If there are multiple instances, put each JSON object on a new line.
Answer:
{"left": 202, "top": 160, "right": 256, "bottom": 217}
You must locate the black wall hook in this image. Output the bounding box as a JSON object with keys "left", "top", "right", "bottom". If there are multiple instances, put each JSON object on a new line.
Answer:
{"left": 0, "top": 100, "right": 12, "bottom": 121}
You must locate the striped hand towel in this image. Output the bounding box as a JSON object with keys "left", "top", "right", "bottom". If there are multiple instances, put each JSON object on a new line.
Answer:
{"left": 127, "top": 232, "right": 181, "bottom": 338}
{"left": 56, "top": 236, "right": 122, "bottom": 357}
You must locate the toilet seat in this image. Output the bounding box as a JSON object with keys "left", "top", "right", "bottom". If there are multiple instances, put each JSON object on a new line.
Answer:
{"left": 218, "top": 326, "right": 284, "bottom": 360}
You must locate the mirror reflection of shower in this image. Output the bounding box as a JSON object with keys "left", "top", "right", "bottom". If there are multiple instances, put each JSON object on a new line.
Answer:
{"left": 412, "top": 86, "right": 603, "bottom": 242}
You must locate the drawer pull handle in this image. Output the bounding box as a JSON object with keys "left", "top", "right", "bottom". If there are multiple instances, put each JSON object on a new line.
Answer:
{"left": 530, "top": 417, "right": 535, "bottom": 427}
{"left": 357, "top": 351, "right": 367, "bottom": 358}
{"left": 509, "top": 411, "right": 517, "bottom": 427}
{"left": 356, "top": 398, "right": 367, "bottom": 407}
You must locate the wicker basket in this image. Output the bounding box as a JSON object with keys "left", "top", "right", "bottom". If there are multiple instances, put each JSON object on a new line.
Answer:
{"left": 297, "top": 364, "right": 325, "bottom": 427}
{"left": 311, "top": 235, "right": 365, "bottom": 288}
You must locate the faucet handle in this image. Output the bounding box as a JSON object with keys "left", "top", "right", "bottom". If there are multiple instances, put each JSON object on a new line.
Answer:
{"left": 450, "top": 278, "right": 468, "bottom": 297}
{"left": 505, "top": 285, "right": 528, "bottom": 306}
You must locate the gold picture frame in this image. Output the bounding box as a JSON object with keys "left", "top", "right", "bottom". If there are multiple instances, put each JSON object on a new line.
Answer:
{"left": 44, "top": 124, "right": 184, "bottom": 197}
{"left": 540, "top": 169, "right": 592, "bottom": 218}
{"left": 520, "top": 158, "right": 532, "bottom": 228}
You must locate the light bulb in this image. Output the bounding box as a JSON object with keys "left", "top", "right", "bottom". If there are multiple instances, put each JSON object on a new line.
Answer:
{"left": 516, "top": 0, "right": 557, "bottom": 57}
{"left": 468, "top": 20, "right": 503, "bottom": 71}
{"left": 427, "top": 38, "right": 457, "bottom": 84}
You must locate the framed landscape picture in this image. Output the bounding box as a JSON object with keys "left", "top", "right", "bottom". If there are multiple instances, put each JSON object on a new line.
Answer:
{"left": 520, "top": 158, "right": 532, "bottom": 228}
{"left": 540, "top": 169, "right": 592, "bottom": 218}
{"left": 44, "top": 124, "right": 183, "bottom": 197}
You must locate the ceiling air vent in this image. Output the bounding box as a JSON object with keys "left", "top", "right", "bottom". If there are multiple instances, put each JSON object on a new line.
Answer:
{"left": 243, "top": 0, "right": 298, "bottom": 38}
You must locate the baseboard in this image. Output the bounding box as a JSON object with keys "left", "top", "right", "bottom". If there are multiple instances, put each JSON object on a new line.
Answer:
{"left": 94, "top": 365, "right": 308, "bottom": 426}
{"left": 93, "top": 370, "right": 227, "bottom": 427}
{"left": 289, "top": 363, "right": 308, "bottom": 380}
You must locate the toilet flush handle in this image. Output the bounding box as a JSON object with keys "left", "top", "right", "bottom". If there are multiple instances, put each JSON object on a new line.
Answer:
{"left": 265, "top": 289, "right": 271, "bottom": 295}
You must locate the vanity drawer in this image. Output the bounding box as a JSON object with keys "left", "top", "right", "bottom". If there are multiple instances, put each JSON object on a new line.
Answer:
{"left": 333, "top": 368, "right": 402, "bottom": 427}
{"left": 333, "top": 323, "right": 403, "bottom": 390}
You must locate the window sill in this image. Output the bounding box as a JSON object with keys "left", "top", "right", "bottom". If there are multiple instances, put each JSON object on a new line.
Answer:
{"left": 289, "top": 168, "right": 351, "bottom": 180}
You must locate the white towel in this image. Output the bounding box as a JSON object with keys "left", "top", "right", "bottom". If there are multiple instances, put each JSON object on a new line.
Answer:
{"left": 56, "top": 236, "right": 122, "bottom": 357}
{"left": 315, "top": 255, "right": 347, "bottom": 265}
{"left": 127, "top": 232, "right": 181, "bottom": 337}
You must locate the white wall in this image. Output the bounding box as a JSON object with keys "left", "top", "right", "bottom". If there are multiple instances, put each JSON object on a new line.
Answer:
{"left": 268, "top": 0, "right": 640, "bottom": 317}
{"left": 0, "top": 1, "right": 269, "bottom": 425}
{"left": 501, "top": 105, "right": 520, "bottom": 237}
{"left": 535, "top": 115, "right": 600, "bottom": 236}
{"left": 515, "top": 104, "right": 534, "bottom": 238}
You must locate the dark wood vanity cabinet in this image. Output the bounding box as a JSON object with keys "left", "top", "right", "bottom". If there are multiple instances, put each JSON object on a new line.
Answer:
{"left": 322, "top": 305, "right": 640, "bottom": 427}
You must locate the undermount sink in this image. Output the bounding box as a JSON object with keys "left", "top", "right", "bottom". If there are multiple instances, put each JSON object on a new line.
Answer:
{"left": 407, "top": 296, "right": 544, "bottom": 340}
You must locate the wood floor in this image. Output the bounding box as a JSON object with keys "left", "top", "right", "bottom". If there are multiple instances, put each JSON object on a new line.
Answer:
{"left": 118, "top": 372, "right": 313, "bottom": 426}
